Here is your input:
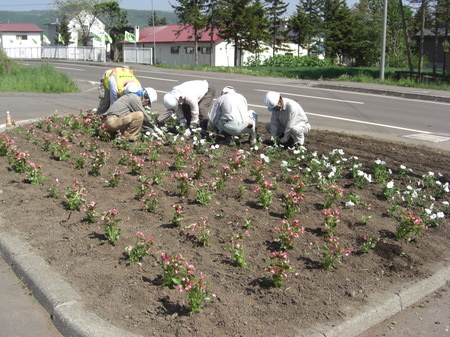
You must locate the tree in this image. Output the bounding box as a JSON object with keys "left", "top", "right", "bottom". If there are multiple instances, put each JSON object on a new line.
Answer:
{"left": 265, "top": 0, "right": 289, "bottom": 56}
{"left": 173, "top": 0, "right": 209, "bottom": 67}
{"left": 322, "top": 0, "right": 355, "bottom": 64}
{"left": 53, "top": 0, "right": 105, "bottom": 46}
{"left": 94, "top": 1, "right": 128, "bottom": 62}
{"left": 147, "top": 11, "right": 168, "bottom": 26}
{"left": 56, "top": 18, "right": 71, "bottom": 46}
{"left": 289, "top": 0, "right": 323, "bottom": 56}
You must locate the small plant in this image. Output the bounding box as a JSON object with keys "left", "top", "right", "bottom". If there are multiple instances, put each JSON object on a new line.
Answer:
{"left": 380, "top": 180, "right": 399, "bottom": 200}
{"left": 195, "top": 181, "right": 216, "bottom": 206}
{"left": 141, "top": 189, "right": 158, "bottom": 213}
{"left": 125, "top": 231, "right": 154, "bottom": 265}
{"left": 188, "top": 217, "right": 211, "bottom": 247}
{"left": 319, "top": 237, "right": 352, "bottom": 270}
{"left": 397, "top": 164, "right": 412, "bottom": 180}
{"left": 171, "top": 204, "right": 184, "bottom": 228}
{"left": 395, "top": 211, "right": 427, "bottom": 241}
{"left": 264, "top": 251, "right": 295, "bottom": 287}
{"left": 84, "top": 201, "right": 98, "bottom": 223}
{"left": 250, "top": 160, "right": 268, "bottom": 184}
{"left": 357, "top": 215, "right": 373, "bottom": 226}
{"left": 25, "top": 162, "right": 46, "bottom": 185}
{"left": 225, "top": 231, "right": 250, "bottom": 268}
{"left": 177, "top": 271, "right": 214, "bottom": 314}
{"left": 98, "top": 209, "right": 122, "bottom": 244}
{"left": 7, "top": 148, "right": 29, "bottom": 173}
{"left": 323, "top": 184, "right": 343, "bottom": 209}
{"left": 274, "top": 219, "right": 304, "bottom": 250}
{"left": 64, "top": 180, "right": 87, "bottom": 211}
{"left": 321, "top": 208, "right": 340, "bottom": 237}
{"left": 360, "top": 234, "right": 379, "bottom": 254}
{"left": 128, "top": 153, "right": 145, "bottom": 175}
{"left": 0, "top": 134, "right": 15, "bottom": 156}
{"left": 174, "top": 172, "right": 192, "bottom": 199}
{"left": 90, "top": 149, "right": 108, "bottom": 176}
{"left": 52, "top": 136, "right": 72, "bottom": 161}
{"left": 372, "top": 159, "right": 390, "bottom": 183}
{"left": 243, "top": 209, "right": 253, "bottom": 229}
{"left": 48, "top": 179, "right": 59, "bottom": 198}
{"left": 254, "top": 180, "right": 274, "bottom": 209}
{"left": 158, "top": 252, "right": 193, "bottom": 287}
{"left": 282, "top": 189, "right": 304, "bottom": 219}
{"left": 103, "top": 167, "right": 124, "bottom": 187}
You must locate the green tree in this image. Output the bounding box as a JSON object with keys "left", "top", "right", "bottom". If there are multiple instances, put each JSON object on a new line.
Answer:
{"left": 289, "top": 0, "right": 323, "bottom": 56}
{"left": 173, "top": 0, "right": 209, "bottom": 66}
{"left": 265, "top": 0, "right": 289, "bottom": 56}
{"left": 94, "top": 1, "right": 128, "bottom": 62}
{"left": 56, "top": 18, "right": 71, "bottom": 46}
{"left": 322, "top": 0, "right": 355, "bottom": 64}
{"left": 147, "top": 11, "right": 168, "bottom": 26}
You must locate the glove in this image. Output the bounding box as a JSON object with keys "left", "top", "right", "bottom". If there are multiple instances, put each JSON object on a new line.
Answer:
{"left": 183, "top": 128, "right": 192, "bottom": 137}
{"left": 262, "top": 139, "right": 274, "bottom": 146}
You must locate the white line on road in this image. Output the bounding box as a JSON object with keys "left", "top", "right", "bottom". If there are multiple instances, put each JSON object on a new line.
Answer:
{"left": 55, "top": 66, "right": 85, "bottom": 71}
{"left": 254, "top": 89, "right": 364, "bottom": 104}
{"left": 140, "top": 76, "right": 178, "bottom": 82}
{"left": 248, "top": 103, "right": 433, "bottom": 134}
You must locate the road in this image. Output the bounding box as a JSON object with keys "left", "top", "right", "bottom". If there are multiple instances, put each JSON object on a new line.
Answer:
{"left": 19, "top": 60, "right": 450, "bottom": 151}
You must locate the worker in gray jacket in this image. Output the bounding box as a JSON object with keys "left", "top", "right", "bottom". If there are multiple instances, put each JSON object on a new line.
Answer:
{"left": 263, "top": 91, "right": 311, "bottom": 147}
{"left": 102, "top": 88, "right": 155, "bottom": 141}
{"left": 208, "top": 86, "right": 257, "bottom": 145}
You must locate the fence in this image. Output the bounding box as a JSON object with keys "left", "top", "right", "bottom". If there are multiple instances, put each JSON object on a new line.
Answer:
{"left": 123, "top": 47, "right": 153, "bottom": 65}
{"left": 2, "top": 46, "right": 106, "bottom": 62}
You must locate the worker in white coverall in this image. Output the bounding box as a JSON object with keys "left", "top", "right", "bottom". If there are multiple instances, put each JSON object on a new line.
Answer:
{"left": 208, "top": 86, "right": 258, "bottom": 145}
{"left": 162, "top": 80, "right": 215, "bottom": 136}
{"left": 263, "top": 91, "right": 311, "bottom": 147}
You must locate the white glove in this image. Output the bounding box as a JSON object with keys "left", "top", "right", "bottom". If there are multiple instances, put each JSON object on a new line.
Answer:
{"left": 183, "top": 128, "right": 192, "bottom": 137}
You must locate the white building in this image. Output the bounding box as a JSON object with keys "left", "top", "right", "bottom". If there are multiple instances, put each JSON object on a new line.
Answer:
{"left": 0, "top": 23, "right": 43, "bottom": 59}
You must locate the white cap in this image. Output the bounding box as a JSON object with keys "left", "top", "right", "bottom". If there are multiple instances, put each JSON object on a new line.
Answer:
{"left": 221, "top": 86, "right": 235, "bottom": 95}
{"left": 143, "top": 87, "right": 158, "bottom": 104}
{"left": 163, "top": 92, "right": 179, "bottom": 110}
{"left": 264, "top": 91, "right": 281, "bottom": 112}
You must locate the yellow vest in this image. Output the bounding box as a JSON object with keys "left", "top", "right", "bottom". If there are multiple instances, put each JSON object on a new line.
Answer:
{"left": 103, "top": 67, "right": 140, "bottom": 92}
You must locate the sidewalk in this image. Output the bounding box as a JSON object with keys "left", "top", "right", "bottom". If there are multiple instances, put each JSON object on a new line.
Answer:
{"left": 0, "top": 78, "right": 449, "bottom": 337}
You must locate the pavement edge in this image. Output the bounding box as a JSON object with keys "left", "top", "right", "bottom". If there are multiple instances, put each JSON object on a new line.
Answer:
{"left": 0, "top": 231, "right": 142, "bottom": 337}
{"left": 297, "top": 263, "right": 450, "bottom": 337}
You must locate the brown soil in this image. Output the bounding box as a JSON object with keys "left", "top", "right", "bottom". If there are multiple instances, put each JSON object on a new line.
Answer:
{"left": 0, "top": 113, "right": 449, "bottom": 337}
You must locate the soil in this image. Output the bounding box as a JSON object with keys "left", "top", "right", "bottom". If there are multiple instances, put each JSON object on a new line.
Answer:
{"left": 0, "top": 113, "right": 449, "bottom": 337}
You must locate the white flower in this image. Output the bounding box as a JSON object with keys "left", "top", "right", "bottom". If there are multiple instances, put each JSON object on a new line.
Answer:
{"left": 280, "top": 160, "right": 288, "bottom": 168}
{"left": 387, "top": 181, "right": 395, "bottom": 189}
{"left": 443, "top": 201, "right": 449, "bottom": 206}
{"left": 345, "top": 201, "right": 355, "bottom": 208}
{"left": 260, "top": 153, "right": 270, "bottom": 163}
{"left": 425, "top": 208, "right": 432, "bottom": 214}
{"left": 400, "top": 164, "right": 406, "bottom": 169}
{"left": 430, "top": 214, "right": 437, "bottom": 220}
{"left": 437, "top": 212, "right": 445, "bottom": 218}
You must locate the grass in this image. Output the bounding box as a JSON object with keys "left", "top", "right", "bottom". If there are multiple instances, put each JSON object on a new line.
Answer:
{"left": 0, "top": 50, "right": 79, "bottom": 93}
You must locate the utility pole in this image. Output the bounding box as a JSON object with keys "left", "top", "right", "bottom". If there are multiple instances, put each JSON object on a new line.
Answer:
{"left": 380, "top": 0, "right": 388, "bottom": 81}
{"left": 152, "top": 0, "right": 155, "bottom": 65}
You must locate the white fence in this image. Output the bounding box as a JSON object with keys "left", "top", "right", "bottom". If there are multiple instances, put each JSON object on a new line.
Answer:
{"left": 3, "top": 46, "right": 106, "bottom": 62}
{"left": 123, "top": 47, "right": 153, "bottom": 65}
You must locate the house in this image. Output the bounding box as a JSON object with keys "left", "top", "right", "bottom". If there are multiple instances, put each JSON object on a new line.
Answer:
{"left": 0, "top": 23, "right": 43, "bottom": 48}
{"left": 124, "top": 24, "right": 315, "bottom": 67}
{"left": 46, "top": 12, "right": 108, "bottom": 47}
{"left": 126, "top": 24, "right": 235, "bottom": 66}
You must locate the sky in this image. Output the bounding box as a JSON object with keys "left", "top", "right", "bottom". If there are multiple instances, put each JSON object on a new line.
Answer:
{"left": 0, "top": 1, "right": 309, "bottom": 15}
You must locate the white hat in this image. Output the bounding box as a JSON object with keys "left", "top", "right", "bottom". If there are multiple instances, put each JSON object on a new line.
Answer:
{"left": 264, "top": 91, "right": 280, "bottom": 112}
{"left": 163, "top": 92, "right": 179, "bottom": 110}
{"left": 143, "top": 87, "right": 158, "bottom": 104}
{"left": 221, "top": 86, "right": 235, "bottom": 95}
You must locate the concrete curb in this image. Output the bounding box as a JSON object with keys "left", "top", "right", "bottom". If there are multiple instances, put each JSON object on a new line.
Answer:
{"left": 1, "top": 230, "right": 449, "bottom": 337}
{"left": 0, "top": 231, "right": 142, "bottom": 337}
{"left": 297, "top": 264, "right": 450, "bottom": 337}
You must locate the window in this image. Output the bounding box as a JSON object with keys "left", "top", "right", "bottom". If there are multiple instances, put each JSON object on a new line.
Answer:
{"left": 184, "top": 47, "right": 194, "bottom": 54}
{"left": 201, "top": 47, "right": 211, "bottom": 54}
{"left": 171, "top": 46, "right": 180, "bottom": 54}
{"left": 16, "top": 35, "right": 27, "bottom": 41}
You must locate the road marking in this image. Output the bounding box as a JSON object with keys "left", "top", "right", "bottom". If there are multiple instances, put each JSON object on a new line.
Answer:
{"left": 140, "top": 76, "right": 178, "bottom": 82}
{"left": 254, "top": 89, "right": 364, "bottom": 104}
{"left": 402, "top": 133, "right": 450, "bottom": 143}
{"left": 55, "top": 66, "right": 85, "bottom": 71}
{"left": 248, "top": 103, "right": 434, "bottom": 134}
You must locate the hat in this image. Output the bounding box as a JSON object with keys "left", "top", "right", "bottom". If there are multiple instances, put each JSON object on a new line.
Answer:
{"left": 264, "top": 91, "right": 280, "bottom": 112}
{"left": 163, "top": 92, "right": 179, "bottom": 110}
{"left": 221, "top": 86, "right": 235, "bottom": 95}
{"left": 143, "top": 87, "right": 158, "bottom": 104}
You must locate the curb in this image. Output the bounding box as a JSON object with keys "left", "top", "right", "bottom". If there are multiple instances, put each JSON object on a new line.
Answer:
{"left": 1, "top": 230, "right": 449, "bottom": 337}
{"left": 0, "top": 231, "right": 142, "bottom": 337}
{"left": 309, "top": 83, "right": 450, "bottom": 104}
{"left": 296, "top": 263, "right": 450, "bottom": 337}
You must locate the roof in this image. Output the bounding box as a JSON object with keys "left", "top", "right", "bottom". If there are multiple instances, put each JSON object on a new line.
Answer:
{"left": 134, "top": 24, "right": 221, "bottom": 44}
{"left": 0, "top": 23, "right": 43, "bottom": 33}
